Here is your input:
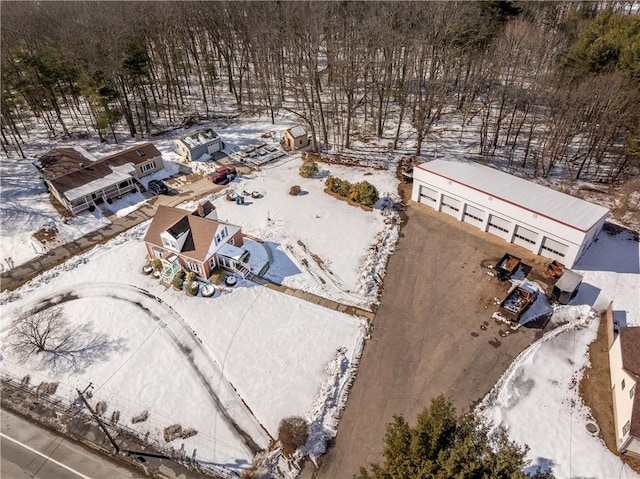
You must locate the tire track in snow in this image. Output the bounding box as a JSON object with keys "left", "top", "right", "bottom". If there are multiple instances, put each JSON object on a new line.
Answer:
{"left": 27, "top": 282, "right": 270, "bottom": 455}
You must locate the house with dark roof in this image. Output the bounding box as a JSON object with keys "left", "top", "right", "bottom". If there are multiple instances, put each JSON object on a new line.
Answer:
{"left": 34, "top": 143, "right": 164, "bottom": 215}
{"left": 609, "top": 317, "right": 640, "bottom": 459}
{"left": 143, "top": 202, "right": 251, "bottom": 282}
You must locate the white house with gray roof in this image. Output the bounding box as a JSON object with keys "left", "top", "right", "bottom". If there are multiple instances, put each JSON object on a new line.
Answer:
{"left": 173, "top": 128, "right": 221, "bottom": 161}
{"left": 411, "top": 159, "right": 609, "bottom": 267}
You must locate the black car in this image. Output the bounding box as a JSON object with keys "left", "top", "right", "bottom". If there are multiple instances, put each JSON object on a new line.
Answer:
{"left": 148, "top": 179, "right": 169, "bottom": 195}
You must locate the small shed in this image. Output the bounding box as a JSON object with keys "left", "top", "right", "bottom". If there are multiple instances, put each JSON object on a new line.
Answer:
{"left": 283, "top": 125, "right": 309, "bottom": 151}
{"left": 551, "top": 269, "right": 583, "bottom": 305}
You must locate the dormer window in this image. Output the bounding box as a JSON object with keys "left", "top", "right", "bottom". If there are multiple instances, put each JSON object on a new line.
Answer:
{"left": 162, "top": 237, "right": 178, "bottom": 250}
{"left": 137, "top": 150, "right": 145, "bottom": 157}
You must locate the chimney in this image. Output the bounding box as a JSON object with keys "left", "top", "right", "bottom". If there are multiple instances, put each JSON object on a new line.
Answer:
{"left": 197, "top": 204, "right": 205, "bottom": 217}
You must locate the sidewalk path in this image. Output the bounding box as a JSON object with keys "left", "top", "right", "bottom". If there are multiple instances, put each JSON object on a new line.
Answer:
{"left": 1, "top": 179, "right": 222, "bottom": 292}
{"left": 1, "top": 180, "right": 375, "bottom": 322}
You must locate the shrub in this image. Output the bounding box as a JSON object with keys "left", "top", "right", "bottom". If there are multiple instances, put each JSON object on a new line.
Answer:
{"left": 348, "top": 181, "right": 361, "bottom": 202}
{"left": 210, "top": 267, "right": 226, "bottom": 285}
{"left": 299, "top": 160, "right": 319, "bottom": 178}
{"left": 356, "top": 181, "right": 379, "bottom": 206}
{"left": 289, "top": 185, "right": 301, "bottom": 195}
{"left": 186, "top": 281, "right": 199, "bottom": 296}
{"left": 278, "top": 416, "right": 309, "bottom": 457}
{"left": 336, "top": 178, "right": 351, "bottom": 197}
{"left": 325, "top": 176, "right": 338, "bottom": 193}
{"left": 152, "top": 259, "right": 163, "bottom": 273}
{"left": 172, "top": 270, "right": 186, "bottom": 289}
{"left": 185, "top": 271, "right": 197, "bottom": 283}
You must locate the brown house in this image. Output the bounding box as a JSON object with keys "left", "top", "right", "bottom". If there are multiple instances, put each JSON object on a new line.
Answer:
{"left": 143, "top": 202, "right": 251, "bottom": 281}
{"left": 283, "top": 125, "right": 309, "bottom": 151}
{"left": 34, "top": 143, "right": 164, "bottom": 215}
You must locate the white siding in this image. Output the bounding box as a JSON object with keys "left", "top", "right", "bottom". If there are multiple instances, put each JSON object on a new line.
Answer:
{"left": 463, "top": 204, "right": 485, "bottom": 226}
{"left": 440, "top": 195, "right": 460, "bottom": 217}
{"left": 487, "top": 215, "right": 510, "bottom": 239}
{"left": 513, "top": 225, "right": 539, "bottom": 248}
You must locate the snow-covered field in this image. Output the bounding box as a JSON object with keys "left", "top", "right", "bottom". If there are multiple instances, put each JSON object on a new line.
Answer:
{"left": 478, "top": 228, "right": 640, "bottom": 479}
{"left": 0, "top": 222, "right": 369, "bottom": 474}
{"left": 0, "top": 114, "right": 402, "bottom": 475}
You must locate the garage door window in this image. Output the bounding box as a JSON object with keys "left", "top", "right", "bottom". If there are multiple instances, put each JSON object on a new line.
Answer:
{"left": 487, "top": 215, "right": 510, "bottom": 235}
{"left": 541, "top": 237, "right": 568, "bottom": 258}
{"left": 441, "top": 195, "right": 460, "bottom": 216}
{"left": 419, "top": 185, "right": 438, "bottom": 204}
{"left": 463, "top": 204, "right": 484, "bottom": 223}
{"left": 513, "top": 225, "right": 539, "bottom": 246}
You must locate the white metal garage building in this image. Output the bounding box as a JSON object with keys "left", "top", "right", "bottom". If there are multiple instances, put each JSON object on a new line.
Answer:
{"left": 411, "top": 159, "right": 609, "bottom": 267}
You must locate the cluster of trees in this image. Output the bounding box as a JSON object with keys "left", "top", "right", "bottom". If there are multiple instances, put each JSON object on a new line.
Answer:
{"left": 356, "top": 395, "right": 553, "bottom": 479}
{"left": 1, "top": 1, "right": 639, "bottom": 182}
{"left": 325, "top": 176, "right": 380, "bottom": 207}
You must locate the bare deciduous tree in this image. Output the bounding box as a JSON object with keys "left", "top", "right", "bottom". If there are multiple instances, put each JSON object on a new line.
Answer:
{"left": 8, "top": 306, "right": 122, "bottom": 373}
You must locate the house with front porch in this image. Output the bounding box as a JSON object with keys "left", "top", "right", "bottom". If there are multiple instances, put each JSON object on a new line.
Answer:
{"left": 143, "top": 202, "right": 251, "bottom": 282}
{"left": 34, "top": 143, "right": 164, "bottom": 214}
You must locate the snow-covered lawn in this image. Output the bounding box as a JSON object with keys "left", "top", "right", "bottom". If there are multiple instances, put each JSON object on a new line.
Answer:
{"left": 0, "top": 115, "right": 300, "bottom": 269}
{"left": 0, "top": 224, "right": 368, "bottom": 474}
{"left": 478, "top": 229, "right": 640, "bottom": 479}
{"left": 184, "top": 157, "right": 399, "bottom": 308}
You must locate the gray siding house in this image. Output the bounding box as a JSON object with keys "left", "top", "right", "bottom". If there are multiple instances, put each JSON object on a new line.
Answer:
{"left": 173, "top": 128, "right": 221, "bottom": 161}
{"left": 34, "top": 143, "right": 164, "bottom": 215}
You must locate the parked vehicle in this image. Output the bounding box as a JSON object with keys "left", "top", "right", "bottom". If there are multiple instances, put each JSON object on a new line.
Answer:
{"left": 499, "top": 283, "right": 537, "bottom": 321}
{"left": 148, "top": 179, "right": 169, "bottom": 195}
{"left": 207, "top": 165, "right": 237, "bottom": 184}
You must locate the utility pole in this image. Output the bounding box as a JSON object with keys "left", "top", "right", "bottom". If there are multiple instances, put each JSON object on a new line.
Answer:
{"left": 76, "top": 386, "right": 120, "bottom": 454}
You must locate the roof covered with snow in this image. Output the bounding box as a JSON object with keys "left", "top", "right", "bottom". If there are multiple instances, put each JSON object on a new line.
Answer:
{"left": 286, "top": 125, "right": 307, "bottom": 139}
{"left": 176, "top": 128, "right": 219, "bottom": 150}
{"left": 417, "top": 160, "right": 609, "bottom": 232}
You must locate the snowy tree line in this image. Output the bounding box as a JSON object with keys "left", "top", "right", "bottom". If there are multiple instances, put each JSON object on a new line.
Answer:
{"left": 1, "top": 1, "right": 639, "bottom": 182}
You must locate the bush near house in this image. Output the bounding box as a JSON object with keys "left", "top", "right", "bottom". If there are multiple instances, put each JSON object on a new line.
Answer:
{"left": 210, "top": 267, "right": 226, "bottom": 285}
{"left": 299, "top": 160, "right": 319, "bottom": 178}
{"left": 172, "top": 270, "right": 186, "bottom": 290}
{"left": 185, "top": 271, "right": 197, "bottom": 283}
{"left": 186, "top": 281, "right": 199, "bottom": 296}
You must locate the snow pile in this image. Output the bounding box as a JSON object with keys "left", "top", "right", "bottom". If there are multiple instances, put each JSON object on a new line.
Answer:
{"left": 477, "top": 225, "right": 640, "bottom": 479}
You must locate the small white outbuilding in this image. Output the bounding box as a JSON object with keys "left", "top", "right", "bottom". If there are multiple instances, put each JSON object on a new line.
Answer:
{"left": 411, "top": 159, "right": 609, "bottom": 267}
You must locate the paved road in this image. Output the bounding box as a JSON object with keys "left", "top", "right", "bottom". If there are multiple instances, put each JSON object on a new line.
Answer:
{"left": 1, "top": 409, "right": 142, "bottom": 479}
{"left": 312, "top": 201, "right": 548, "bottom": 478}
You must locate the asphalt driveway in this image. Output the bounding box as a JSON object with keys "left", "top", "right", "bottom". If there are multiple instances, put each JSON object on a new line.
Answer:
{"left": 313, "top": 198, "right": 547, "bottom": 478}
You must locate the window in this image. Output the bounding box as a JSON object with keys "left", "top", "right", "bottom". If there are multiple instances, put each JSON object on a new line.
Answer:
{"left": 162, "top": 237, "right": 177, "bottom": 250}
{"left": 153, "top": 249, "right": 164, "bottom": 259}
{"left": 228, "top": 237, "right": 234, "bottom": 246}
{"left": 215, "top": 234, "right": 221, "bottom": 245}
{"left": 140, "top": 161, "right": 156, "bottom": 172}
{"left": 209, "top": 257, "right": 217, "bottom": 270}
{"left": 623, "top": 420, "right": 630, "bottom": 436}
{"left": 136, "top": 150, "right": 146, "bottom": 157}
{"left": 630, "top": 383, "right": 636, "bottom": 399}
{"left": 622, "top": 379, "right": 626, "bottom": 390}
{"left": 184, "top": 261, "right": 200, "bottom": 273}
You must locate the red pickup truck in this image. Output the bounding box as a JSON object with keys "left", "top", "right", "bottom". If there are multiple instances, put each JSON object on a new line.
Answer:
{"left": 206, "top": 165, "right": 237, "bottom": 184}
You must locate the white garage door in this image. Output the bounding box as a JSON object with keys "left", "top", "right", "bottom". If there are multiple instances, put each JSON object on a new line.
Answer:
{"left": 463, "top": 204, "right": 485, "bottom": 227}
{"left": 419, "top": 185, "right": 438, "bottom": 207}
{"left": 513, "top": 225, "right": 539, "bottom": 249}
{"left": 540, "top": 237, "right": 568, "bottom": 262}
{"left": 487, "top": 215, "right": 510, "bottom": 239}
{"left": 440, "top": 195, "right": 460, "bottom": 217}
